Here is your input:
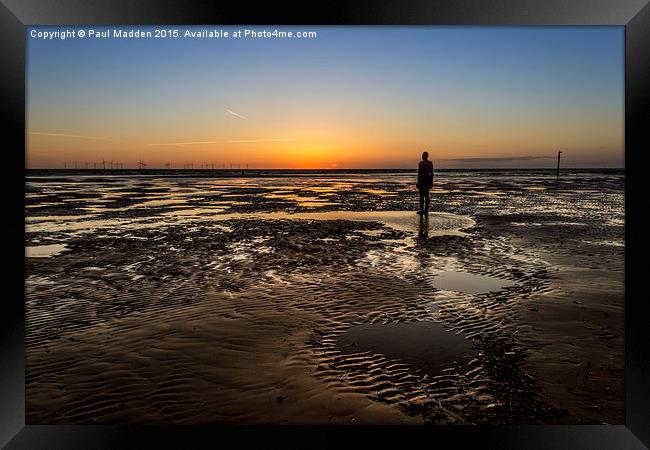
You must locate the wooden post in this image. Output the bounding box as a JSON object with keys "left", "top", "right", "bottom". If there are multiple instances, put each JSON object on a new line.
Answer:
{"left": 556, "top": 151, "right": 562, "bottom": 177}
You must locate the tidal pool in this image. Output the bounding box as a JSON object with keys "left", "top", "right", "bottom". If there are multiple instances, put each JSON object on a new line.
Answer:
{"left": 336, "top": 321, "right": 474, "bottom": 376}
{"left": 432, "top": 271, "right": 515, "bottom": 294}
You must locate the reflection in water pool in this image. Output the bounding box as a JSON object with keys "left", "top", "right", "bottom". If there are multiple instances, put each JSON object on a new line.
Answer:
{"left": 25, "top": 244, "right": 68, "bottom": 258}
{"left": 242, "top": 210, "right": 474, "bottom": 236}
{"left": 26, "top": 209, "right": 474, "bottom": 237}
{"left": 432, "top": 271, "right": 515, "bottom": 294}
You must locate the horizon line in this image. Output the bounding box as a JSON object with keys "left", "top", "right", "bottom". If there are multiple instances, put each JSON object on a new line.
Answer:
{"left": 25, "top": 166, "right": 625, "bottom": 171}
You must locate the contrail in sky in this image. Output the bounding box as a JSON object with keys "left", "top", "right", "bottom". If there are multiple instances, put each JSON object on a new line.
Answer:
{"left": 226, "top": 109, "right": 247, "bottom": 119}
{"left": 28, "top": 132, "right": 122, "bottom": 141}
{"left": 443, "top": 156, "right": 555, "bottom": 162}
{"left": 29, "top": 131, "right": 295, "bottom": 146}
{"left": 228, "top": 138, "right": 295, "bottom": 143}
{"left": 147, "top": 138, "right": 296, "bottom": 146}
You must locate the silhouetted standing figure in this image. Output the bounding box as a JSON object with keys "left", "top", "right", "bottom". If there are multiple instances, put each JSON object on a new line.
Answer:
{"left": 416, "top": 151, "right": 434, "bottom": 214}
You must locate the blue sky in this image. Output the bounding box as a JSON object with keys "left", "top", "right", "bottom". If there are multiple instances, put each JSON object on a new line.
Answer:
{"left": 27, "top": 26, "right": 624, "bottom": 168}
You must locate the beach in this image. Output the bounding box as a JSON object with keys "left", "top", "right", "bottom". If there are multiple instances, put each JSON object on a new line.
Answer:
{"left": 25, "top": 170, "right": 624, "bottom": 425}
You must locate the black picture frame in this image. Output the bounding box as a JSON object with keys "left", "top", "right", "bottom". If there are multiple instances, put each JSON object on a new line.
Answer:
{"left": 3, "top": 1, "right": 649, "bottom": 448}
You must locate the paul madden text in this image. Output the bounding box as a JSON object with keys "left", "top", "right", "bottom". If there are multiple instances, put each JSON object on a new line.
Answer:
{"left": 29, "top": 28, "right": 318, "bottom": 41}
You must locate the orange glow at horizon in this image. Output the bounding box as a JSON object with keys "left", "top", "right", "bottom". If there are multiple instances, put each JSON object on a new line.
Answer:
{"left": 26, "top": 132, "right": 623, "bottom": 169}
{"left": 26, "top": 113, "right": 624, "bottom": 169}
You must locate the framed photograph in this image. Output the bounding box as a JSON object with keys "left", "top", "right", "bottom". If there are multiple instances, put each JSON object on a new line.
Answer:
{"left": 3, "top": 0, "right": 649, "bottom": 448}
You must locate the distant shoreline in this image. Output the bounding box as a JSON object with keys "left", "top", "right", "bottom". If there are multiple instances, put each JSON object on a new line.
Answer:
{"left": 25, "top": 168, "right": 625, "bottom": 179}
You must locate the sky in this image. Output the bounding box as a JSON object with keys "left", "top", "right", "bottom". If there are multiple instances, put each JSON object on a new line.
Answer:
{"left": 26, "top": 26, "right": 624, "bottom": 169}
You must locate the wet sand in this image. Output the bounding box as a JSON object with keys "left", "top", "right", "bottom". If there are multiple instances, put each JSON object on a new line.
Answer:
{"left": 25, "top": 171, "right": 624, "bottom": 424}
